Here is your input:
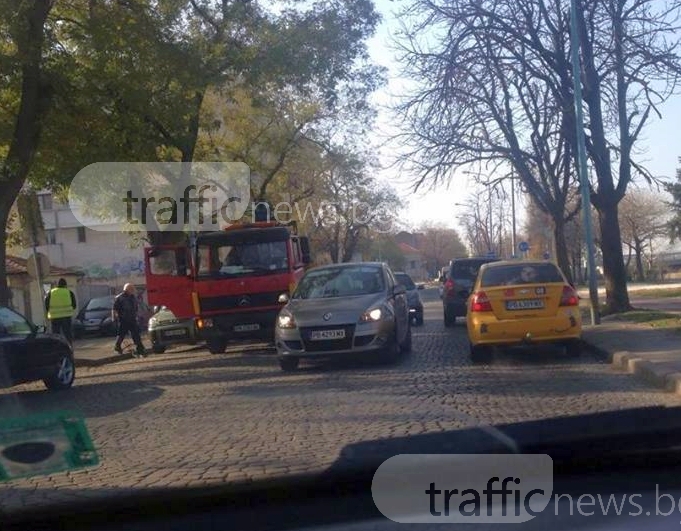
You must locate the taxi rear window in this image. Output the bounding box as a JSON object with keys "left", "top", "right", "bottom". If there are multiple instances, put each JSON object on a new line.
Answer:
{"left": 480, "top": 263, "right": 564, "bottom": 287}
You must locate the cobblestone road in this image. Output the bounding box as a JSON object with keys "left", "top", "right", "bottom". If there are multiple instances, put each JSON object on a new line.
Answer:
{"left": 1, "top": 289, "right": 680, "bottom": 513}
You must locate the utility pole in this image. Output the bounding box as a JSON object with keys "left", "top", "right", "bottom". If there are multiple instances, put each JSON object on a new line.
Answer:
{"left": 511, "top": 170, "right": 517, "bottom": 258}
{"left": 570, "top": 0, "right": 600, "bottom": 325}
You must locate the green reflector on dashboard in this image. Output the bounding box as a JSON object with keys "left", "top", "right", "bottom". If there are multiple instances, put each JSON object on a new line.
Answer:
{"left": 0, "top": 411, "right": 98, "bottom": 482}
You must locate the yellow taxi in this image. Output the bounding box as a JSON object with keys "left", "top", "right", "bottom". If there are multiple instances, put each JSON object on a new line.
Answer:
{"left": 466, "top": 260, "right": 582, "bottom": 363}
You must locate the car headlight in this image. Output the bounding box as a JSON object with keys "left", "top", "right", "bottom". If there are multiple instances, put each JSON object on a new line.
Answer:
{"left": 277, "top": 309, "right": 297, "bottom": 329}
{"left": 148, "top": 317, "right": 157, "bottom": 327}
{"left": 359, "top": 306, "right": 391, "bottom": 323}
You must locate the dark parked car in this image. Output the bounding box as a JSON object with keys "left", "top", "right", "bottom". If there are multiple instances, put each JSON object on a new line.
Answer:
{"left": 441, "top": 257, "right": 500, "bottom": 327}
{"left": 0, "top": 306, "right": 75, "bottom": 390}
{"left": 394, "top": 272, "right": 424, "bottom": 326}
{"left": 73, "top": 296, "right": 152, "bottom": 338}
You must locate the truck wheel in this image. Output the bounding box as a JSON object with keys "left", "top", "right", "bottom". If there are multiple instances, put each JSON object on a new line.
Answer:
{"left": 207, "top": 338, "right": 226, "bottom": 354}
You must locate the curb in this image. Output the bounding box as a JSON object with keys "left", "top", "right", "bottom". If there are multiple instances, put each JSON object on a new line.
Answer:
{"left": 581, "top": 338, "right": 681, "bottom": 396}
{"left": 75, "top": 354, "right": 130, "bottom": 368}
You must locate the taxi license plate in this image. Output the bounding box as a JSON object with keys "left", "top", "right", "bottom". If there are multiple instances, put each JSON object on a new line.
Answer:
{"left": 506, "top": 299, "right": 544, "bottom": 310}
{"left": 310, "top": 329, "right": 345, "bottom": 340}
{"left": 234, "top": 324, "right": 260, "bottom": 332}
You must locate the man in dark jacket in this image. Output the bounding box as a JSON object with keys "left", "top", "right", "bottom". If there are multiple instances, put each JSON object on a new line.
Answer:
{"left": 45, "top": 278, "right": 76, "bottom": 345}
{"left": 112, "top": 283, "right": 146, "bottom": 357}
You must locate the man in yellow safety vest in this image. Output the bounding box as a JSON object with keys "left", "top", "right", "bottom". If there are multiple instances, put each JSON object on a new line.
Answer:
{"left": 45, "top": 278, "right": 77, "bottom": 345}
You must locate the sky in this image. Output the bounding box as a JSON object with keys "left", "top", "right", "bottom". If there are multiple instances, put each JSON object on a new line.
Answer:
{"left": 365, "top": 0, "right": 681, "bottom": 239}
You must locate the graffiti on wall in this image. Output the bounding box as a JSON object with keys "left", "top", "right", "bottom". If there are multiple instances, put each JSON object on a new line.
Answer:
{"left": 80, "top": 257, "right": 145, "bottom": 279}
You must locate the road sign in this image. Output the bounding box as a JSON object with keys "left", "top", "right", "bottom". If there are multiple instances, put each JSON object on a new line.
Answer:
{"left": 518, "top": 241, "right": 529, "bottom": 253}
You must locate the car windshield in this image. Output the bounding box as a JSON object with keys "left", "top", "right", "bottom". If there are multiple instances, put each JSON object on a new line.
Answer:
{"left": 450, "top": 260, "right": 493, "bottom": 281}
{"left": 293, "top": 266, "right": 385, "bottom": 299}
{"left": 394, "top": 273, "right": 416, "bottom": 290}
{"left": 197, "top": 241, "right": 288, "bottom": 277}
{"left": 2, "top": 0, "right": 681, "bottom": 522}
{"left": 480, "top": 263, "right": 565, "bottom": 287}
{"left": 85, "top": 297, "right": 113, "bottom": 311}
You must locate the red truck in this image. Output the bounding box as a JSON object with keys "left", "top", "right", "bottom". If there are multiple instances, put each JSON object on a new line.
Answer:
{"left": 144, "top": 219, "right": 311, "bottom": 353}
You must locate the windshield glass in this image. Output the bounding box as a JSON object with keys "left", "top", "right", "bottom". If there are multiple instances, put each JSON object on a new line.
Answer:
{"left": 480, "top": 263, "right": 565, "bottom": 287}
{"left": 85, "top": 297, "right": 113, "bottom": 311}
{"left": 394, "top": 273, "right": 416, "bottom": 290}
{"left": 293, "top": 266, "right": 385, "bottom": 299}
{"left": 197, "top": 241, "right": 288, "bottom": 277}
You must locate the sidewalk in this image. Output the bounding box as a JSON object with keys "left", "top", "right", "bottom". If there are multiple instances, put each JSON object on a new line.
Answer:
{"left": 582, "top": 320, "right": 681, "bottom": 395}
{"left": 71, "top": 336, "right": 135, "bottom": 367}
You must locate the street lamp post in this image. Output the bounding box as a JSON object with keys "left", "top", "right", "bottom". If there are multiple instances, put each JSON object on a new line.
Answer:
{"left": 570, "top": 0, "right": 600, "bottom": 325}
{"left": 510, "top": 170, "right": 517, "bottom": 258}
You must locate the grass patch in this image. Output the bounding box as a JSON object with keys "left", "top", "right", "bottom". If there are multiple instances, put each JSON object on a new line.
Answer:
{"left": 607, "top": 310, "right": 681, "bottom": 331}
{"left": 629, "top": 288, "right": 681, "bottom": 299}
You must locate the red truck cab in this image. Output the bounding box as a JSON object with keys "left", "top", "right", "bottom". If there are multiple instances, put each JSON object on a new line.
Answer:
{"left": 145, "top": 220, "right": 311, "bottom": 353}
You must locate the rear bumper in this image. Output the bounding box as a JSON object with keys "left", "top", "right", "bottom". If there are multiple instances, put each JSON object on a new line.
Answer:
{"left": 468, "top": 313, "right": 582, "bottom": 346}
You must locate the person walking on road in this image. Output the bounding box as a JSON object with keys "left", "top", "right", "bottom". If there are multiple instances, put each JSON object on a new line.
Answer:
{"left": 113, "top": 283, "right": 146, "bottom": 358}
{"left": 45, "top": 278, "right": 76, "bottom": 345}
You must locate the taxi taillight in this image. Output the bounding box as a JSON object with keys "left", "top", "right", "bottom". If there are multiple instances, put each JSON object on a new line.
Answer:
{"left": 560, "top": 285, "right": 579, "bottom": 306}
{"left": 470, "top": 291, "right": 492, "bottom": 312}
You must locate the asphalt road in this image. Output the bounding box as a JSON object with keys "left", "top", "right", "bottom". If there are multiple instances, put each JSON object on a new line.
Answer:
{"left": 1, "top": 288, "right": 680, "bottom": 513}
{"left": 630, "top": 296, "right": 681, "bottom": 313}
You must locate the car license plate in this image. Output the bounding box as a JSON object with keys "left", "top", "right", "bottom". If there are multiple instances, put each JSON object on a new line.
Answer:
{"left": 234, "top": 324, "right": 260, "bottom": 332}
{"left": 506, "top": 299, "right": 544, "bottom": 310}
{"left": 163, "top": 329, "right": 187, "bottom": 337}
{"left": 310, "top": 329, "right": 345, "bottom": 340}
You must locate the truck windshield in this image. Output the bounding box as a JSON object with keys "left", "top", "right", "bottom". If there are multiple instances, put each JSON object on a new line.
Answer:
{"left": 197, "top": 241, "right": 289, "bottom": 278}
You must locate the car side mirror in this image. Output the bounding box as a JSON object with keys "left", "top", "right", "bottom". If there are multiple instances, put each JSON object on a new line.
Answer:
{"left": 278, "top": 293, "right": 290, "bottom": 304}
{"left": 35, "top": 324, "right": 46, "bottom": 334}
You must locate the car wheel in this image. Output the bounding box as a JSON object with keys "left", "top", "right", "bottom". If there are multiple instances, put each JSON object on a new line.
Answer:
{"left": 381, "top": 330, "right": 401, "bottom": 364}
{"left": 565, "top": 339, "right": 582, "bottom": 358}
{"left": 207, "top": 338, "right": 226, "bottom": 354}
{"left": 43, "top": 354, "right": 75, "bottom": 391}
{"left": 401, "top": 324, "right": 412, "bottom": 354}
{"left": 469, "top": 343, "right": 492, "bottom": 364}
{"left": 415, "top": 311, "right": 424, "bottom": 327}
{"left": 444, "top": 308, "right": 456, "bottom": 327}
{"left": 279, "top": 357, "right": 299, "bottom": 372}
{"left": 152, "top": 344, "right": 167, "bottom": 354}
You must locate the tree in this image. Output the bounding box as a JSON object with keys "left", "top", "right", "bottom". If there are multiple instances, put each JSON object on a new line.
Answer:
{"left": 619, "top": 189, "right": 670, "bottom": 281}
{"left": 304, "top": 148, "right": 402, "bottom": 263}
{"left": 0, "top": 0, "right": 55, "bottom": 306}
{"left": 417, "top": 222, "right": 468, "bottom": 272}
{"left": 394, "top": 0, "right": 579, "bottom": 277}
{"left": 665, "top": 157, "right": 681, "bottom": 242}
{"left": 394, "top": 0, "right": 681, "bottom": 313}
{"left": 58, "top": 0, "right": 383, "bottom": 244}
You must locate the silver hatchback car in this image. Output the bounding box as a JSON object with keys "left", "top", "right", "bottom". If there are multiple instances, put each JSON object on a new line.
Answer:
{"left": 274, "top": 262, "right": 412, "bottom": 371}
